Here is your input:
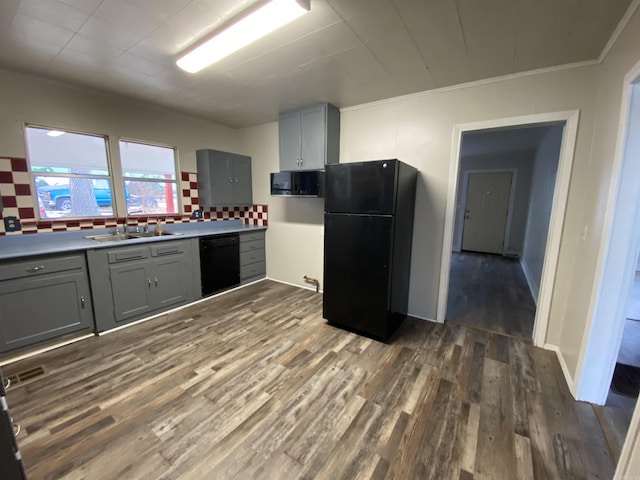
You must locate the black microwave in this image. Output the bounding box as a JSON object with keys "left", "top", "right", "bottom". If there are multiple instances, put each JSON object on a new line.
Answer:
{"left": 270, "top": 171, "right": 324, "bottom": 197}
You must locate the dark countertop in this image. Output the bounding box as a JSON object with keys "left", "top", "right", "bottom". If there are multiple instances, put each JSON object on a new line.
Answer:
{"left": 0, "top": 220, "right": 266, "bottom": 261}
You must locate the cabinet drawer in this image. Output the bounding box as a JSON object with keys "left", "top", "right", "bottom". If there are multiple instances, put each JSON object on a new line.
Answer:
{"left": 240, "top": 239, "right": 264, "bottom": 253}
{"left": 107, "top": 247, "right": 149, "bottom": 264}
{"left": 150, "top": 241, "right": 185, "bottom": 257}
{"left": 240, "top": 248, "right": 265, "bottom": 266}
{"left": 0, "top": 254, "right": 85, "bottom": 281}
{"left": 240, "top": 261, "right": 265, "bottom": 280}
{"left": 240, "top": 231, "right": 265, "bottom": 243}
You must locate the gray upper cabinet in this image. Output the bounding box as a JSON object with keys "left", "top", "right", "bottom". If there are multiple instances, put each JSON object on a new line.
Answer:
{"left": 196, "top": 149, "right": 253, "bottom": 207}
{"left": 278, "top": 103, "right": 340, "bottom": 171}
{"left": 0, "top": 253, "right": 94, "bottom": 354}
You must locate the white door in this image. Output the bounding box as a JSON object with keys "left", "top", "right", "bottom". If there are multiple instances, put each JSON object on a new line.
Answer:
{"left": 461, "top": 172, "right": 513, "bottom": 254}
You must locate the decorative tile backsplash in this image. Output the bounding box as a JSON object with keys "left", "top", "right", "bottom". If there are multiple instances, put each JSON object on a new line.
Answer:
{"left": 0, "top": 159, "right": 268, "bottom": 235}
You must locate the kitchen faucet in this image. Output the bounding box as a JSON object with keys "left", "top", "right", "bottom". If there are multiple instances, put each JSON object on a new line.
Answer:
{"left": 124, "top": 213, "right": 139, "bottom": 233}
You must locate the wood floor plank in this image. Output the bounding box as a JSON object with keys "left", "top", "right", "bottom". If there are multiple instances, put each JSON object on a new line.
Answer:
{"left": 474, "top": 358, "right": 516, "bottom": 480}
{"left": 514, "top": 433, "right": 535, "bottom": 480}
{"left": 409, "top": 378, "right": 464, "bottom": 480}
{"left": 460, "top": 402, "right": 481, "bottom": 474}
{"left": 0, "top": 280, "right": 616, "bottom": 480}
{"left": 446, "top": 251, "right": 535, "bottom": 340}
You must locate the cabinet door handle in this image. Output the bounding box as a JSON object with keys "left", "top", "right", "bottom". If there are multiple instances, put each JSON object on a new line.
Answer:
{"left": 235, "top": 178, "right": 239, "bottom": 183}
{"left": 81, "top": 296, "right": 86, "bottom": 309}
{"left": 229, "top": 177, "right": 233, "bottom": 183}
{"left": 154, "top": 277, "right": 158, "bottom": 287}
{"left": 26, "top": 265, "right": 45, "bottom": 273}
{"left": 147, "top": 278, "right": 151, "bottom": 288}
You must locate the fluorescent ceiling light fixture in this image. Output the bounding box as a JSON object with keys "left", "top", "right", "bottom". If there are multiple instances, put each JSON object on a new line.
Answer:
{"left": 46, "top": 130, "right": 65, "bottom": 137}
{"left": 177, "top": 0, "right": 310, "bottom": 73}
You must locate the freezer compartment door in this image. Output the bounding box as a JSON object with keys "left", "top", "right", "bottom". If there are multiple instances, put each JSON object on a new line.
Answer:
{"left": 325, "top": 160, "right": 398, "bottom": 214}
{"left": 323, "top": 213, "right": 393, "bottom": 339}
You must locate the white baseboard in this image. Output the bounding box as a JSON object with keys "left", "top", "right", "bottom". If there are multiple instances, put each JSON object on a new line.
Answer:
{"left": 408, "top": 313, "right": 439, "bottom": 323}
{"left": 266, "top": 276, "right": 323, "bottom": 293}
{"left": 520, "top": 257, "right": 540, "bottom": 305}
{"left": 544, "top": 343, "right": 577, "bottom": 398}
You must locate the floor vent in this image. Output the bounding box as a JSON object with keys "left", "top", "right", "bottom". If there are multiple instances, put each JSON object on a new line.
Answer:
{"left": 7, "top": 365, "right": 47, "bottom": 388}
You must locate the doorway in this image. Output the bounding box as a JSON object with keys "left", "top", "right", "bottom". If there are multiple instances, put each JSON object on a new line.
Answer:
{"left": 445, "top": 126, "right": 562, "bottom": 339}
{"left": 438, "top": 111, "right": 580, "bottom": 348}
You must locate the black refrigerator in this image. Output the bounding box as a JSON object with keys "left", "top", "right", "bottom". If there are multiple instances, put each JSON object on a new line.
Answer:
{"left": 323, "top": 159, "right": 418, "bottom": 341}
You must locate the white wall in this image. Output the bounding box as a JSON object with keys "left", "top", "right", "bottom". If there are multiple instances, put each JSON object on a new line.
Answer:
{"left": 453, "top": 151, "right": 534, "bottom": 255}
{"left": 243, "top": 65, "right": 599, "bottom": 324}
{"left": 241, "top": 122, "right": 325, "bottom": 290}
{"left": 520, "top": 125, "right": 563, "bottom": 302}
{"left": 547, "top": 8, "right": 640, "bottom": 386}
{"left": 0, "top": 68, "right": 245, "bottom": 186}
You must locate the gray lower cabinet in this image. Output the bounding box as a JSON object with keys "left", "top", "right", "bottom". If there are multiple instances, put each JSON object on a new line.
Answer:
{"left": 88, "top": 239, "right": 197, "bottom": 332}
{"left": 240, "top": 231, "right": 266, "bottom": 283}
{"left": 0, "top": 253, "right": 94, "bottom": 354}
{"left": 196, "top": 149, "right": 253, "bottom": 207}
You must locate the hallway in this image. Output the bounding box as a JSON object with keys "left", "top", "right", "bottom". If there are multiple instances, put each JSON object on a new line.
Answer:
{"left": 446, "top": 252, "right": 536, "bottom": 340}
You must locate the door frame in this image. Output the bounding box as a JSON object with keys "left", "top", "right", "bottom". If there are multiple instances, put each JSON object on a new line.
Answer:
{"left": 576, "top": 60, "right": 640, "bottom": 405}
{"left": 437, "top": 110, "right": 579, "bottom": 348}
{"left": 455, "top": 168, "right": 517, "bottom": 256}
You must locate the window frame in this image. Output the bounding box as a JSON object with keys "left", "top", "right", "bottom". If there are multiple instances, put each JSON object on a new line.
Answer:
{"left": 118, "top": 137, "right": 181, "bottom": 216}
{"left": 25, "top": 124, "right": 117, "bottom": 220}
{"left": 24, "top": 124, "right": 182, "bottom": 220}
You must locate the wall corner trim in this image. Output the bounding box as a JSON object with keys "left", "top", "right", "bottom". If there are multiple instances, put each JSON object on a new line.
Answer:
{"left": 520, "top": 257, "right": 540, "bottom": 305}
{"left": 598, "top": 0, "right": 640, "bottom": 63}
{"left": 544, "top": 343, "right": 578, "bottom": 398}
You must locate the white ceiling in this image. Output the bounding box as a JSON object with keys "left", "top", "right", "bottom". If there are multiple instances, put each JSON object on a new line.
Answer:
{"left": 0, "top": 0, "right": 633, "bottom": 128}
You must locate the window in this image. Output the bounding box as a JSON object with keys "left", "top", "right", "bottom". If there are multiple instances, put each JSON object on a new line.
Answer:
{"left": 26, "top": 126, "right": 113, "bottom": 219}
{"left": 119, "top": 140, "right": 179, "bottom": 215}
{"left": 25, "top": 126, "right": 181, "bottom": 219}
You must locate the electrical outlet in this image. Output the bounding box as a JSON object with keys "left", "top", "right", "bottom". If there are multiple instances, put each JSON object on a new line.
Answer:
{"left": 4, "top": 216, "right": 21, "bottom": 232}
{"left": 192, "top": 209, "right": 203, "bottom": 219}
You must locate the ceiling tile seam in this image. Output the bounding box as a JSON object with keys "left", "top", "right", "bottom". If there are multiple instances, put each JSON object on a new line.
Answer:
{"left": 565, "top": 0, "right": 585, "bottom": 47}
{"left": 320, "top": 1, "right": 412, "bottom": 92}
{"left": 453, "top": 0, "right": 472, "bottom": 81}
{"left": 389, "top": 0, "right": 436, "bottom": 86}
{"left": 43, "top": 4, "right": 95, "bottom": 68}
{"left": 204, "top": 18, "right": 347, "bottom": 78}
{"left": 324, "top": 55, "right": 376, "bottom": 97}
{"left": 339, "top": 59, "right": 598, "bottom": 115}
{"left": 511, "top": 0, "right": 522, "bottom": 74}
{"left": 168, "top": 3, "right": 346, "bottom": 78}
{"left": 597, "top": 0, "right": 640, "bottom": 63}
{"left": 321, "top": 1, "right": 367, "bottom": 49}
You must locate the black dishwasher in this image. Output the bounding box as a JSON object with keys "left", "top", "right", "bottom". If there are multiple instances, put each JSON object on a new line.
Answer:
{"left": 199, "top": 234, "right": 240, "bottom": 297}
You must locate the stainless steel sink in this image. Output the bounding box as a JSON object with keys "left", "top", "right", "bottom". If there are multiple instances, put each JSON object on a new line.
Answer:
{"left": 86, "top": 230, "right": 180, "bottom": 243}
{"left": 130, "top": 231, "right": 181, "bottom": 238}
{"left": 85, "top": 233, "right": 137, "bottom": 243}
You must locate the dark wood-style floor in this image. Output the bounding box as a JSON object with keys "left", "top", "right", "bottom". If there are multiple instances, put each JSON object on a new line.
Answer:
{"left": 447, "top": 251, "right": 536, "bottom": 340}
{"left": 4, "top": 280, "right": 615, "bottom": 479}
